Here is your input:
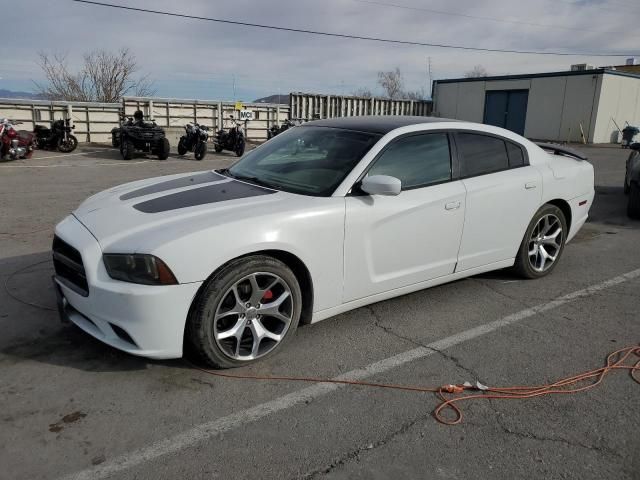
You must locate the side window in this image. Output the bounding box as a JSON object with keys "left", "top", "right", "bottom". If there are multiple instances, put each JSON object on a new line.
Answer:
{"left": 457, "top": 133, "right": 509, "bottom": 177}
{"left": 366, "top": 133, "right": 451, "bottom": 190}
{"left": 506, "top": 142, "right": 526, "bottom": 167}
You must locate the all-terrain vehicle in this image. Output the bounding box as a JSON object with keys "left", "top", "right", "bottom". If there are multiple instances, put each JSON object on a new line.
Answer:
{"left": 118, "top": 110, "right": 170, "bottom": 160}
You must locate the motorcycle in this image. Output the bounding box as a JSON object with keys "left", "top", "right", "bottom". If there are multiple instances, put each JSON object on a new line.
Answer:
{"left": 34, "top": 118, "right": 78, "bottom": 153}
{"left": 267, "top": 118, "right": 296, "bottom": 140}
{"left": 214, "top": 115, "right": 246, "bottom": 157}
{"left": 0, "top": 119, "right": 35, "bottom": 161}
{"left": 177, "top": 123, "right": 209, "bottom": 160}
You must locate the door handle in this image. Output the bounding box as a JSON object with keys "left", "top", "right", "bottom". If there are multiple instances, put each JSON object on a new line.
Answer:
{"left": 445, "top": 201, "right": 461, "bottom": 210}
{"left": 525, "top": 182, "right": 537, "bottom": 190}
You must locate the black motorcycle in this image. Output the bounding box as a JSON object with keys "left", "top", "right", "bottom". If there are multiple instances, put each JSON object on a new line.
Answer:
{"left": 214, "top": 116, "right": 245, "bottom": 157}
{"left": 34, "top": 118, "right": 78, "bottom": 153}
{"left": 267, "top": 118, "right": 295, "bottom": 140}
{"left": 178, "top": 123, "right": 209, "bottom": 160}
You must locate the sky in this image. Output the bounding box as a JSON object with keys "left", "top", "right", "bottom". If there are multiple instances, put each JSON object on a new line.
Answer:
{"left": 1, "top": 0, "right": 639, "bottom": 102}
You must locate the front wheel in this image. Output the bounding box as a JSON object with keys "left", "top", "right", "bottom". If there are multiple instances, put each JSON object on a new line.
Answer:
{"left": 57, "top": 135, "right": 78, "bottom": 153}
{"left": 194, "top": 141, "right": 207, "bottom": 160}
{"left": 628, "top": 182, "right": 640, "bottom": 219}
{"left": 177, "top": 137, "right": 187, "bottom": 155}
{"left": 186, "top": 255, "right": 302, "bottom": 368}
{"left": 157, "top": 138, "right": 170, "bottom": 160}
{"left": 121, "top": 139, "right": 134, "bottom": 160}
{"left": 513, "top": 204, "right": 567, "bottom": 279}
{"left": 235, "top": 138, "right": 245, "bottom": 157}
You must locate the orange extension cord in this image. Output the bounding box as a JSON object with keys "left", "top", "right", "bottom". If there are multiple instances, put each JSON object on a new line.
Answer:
{"left": 193, "top": 345, "right": 640, "bottom": 425}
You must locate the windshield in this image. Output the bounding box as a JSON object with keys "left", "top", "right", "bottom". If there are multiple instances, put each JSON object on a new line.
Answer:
{"left": 225, "top": 126, "right": 381, "bottom": 196}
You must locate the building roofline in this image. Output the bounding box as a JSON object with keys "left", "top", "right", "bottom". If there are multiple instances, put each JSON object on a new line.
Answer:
{"left": 433, "top": 68, "right": 640, "bottom": 85}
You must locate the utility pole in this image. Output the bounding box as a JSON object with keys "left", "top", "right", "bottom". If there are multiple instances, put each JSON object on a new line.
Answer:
{"left": 427, "top": 57, "right": 432, "bottom": 99}
{"left": 232, "top": 74, "right": 236, "bottom": 100}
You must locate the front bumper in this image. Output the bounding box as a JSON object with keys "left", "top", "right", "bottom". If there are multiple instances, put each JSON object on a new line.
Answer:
{"left": 53, "top": 215, "right": 203, "bottom": 359}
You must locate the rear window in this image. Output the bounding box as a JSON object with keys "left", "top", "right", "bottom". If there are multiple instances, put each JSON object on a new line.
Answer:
{"left": 457, "top": 133, "right": 509, "bottom": 177}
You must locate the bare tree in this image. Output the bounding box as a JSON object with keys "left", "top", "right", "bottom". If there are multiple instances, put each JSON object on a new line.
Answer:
{"left": 377, "top": 67, "right": 404, "bottom": 99}
{"left": 403, "top": 87, "right": 426, "bottom": 101}
{"left": 352, "top": 87, "right": 373, "bottom": 98}
{"left": 35, "top": 48, "right": 155, "bottom": 102}
{"left": 464, "top": 65, "right": 489, "bottom": 78}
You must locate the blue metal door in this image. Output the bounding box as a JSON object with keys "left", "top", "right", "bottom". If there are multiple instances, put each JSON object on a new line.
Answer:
{"left": 484, "top": 90, "right": 529, "bottom": 136}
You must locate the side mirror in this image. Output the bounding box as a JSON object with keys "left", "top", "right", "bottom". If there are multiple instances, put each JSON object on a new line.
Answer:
{"left": 360, "top": 175, "right": 402, "bottom": 196}
{"left": 630, "top": 143, "right": 640, "bottom": 151}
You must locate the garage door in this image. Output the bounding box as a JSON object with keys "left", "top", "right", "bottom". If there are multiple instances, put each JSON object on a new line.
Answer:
{"left": 484, "top": 90, "right": 529, "bottom": 135}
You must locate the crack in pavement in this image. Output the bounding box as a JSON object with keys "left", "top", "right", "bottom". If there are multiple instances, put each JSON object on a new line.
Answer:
{"left": 301, "top": 408, "right": 433, "bottom": 479}
{"left": 494, "top": 418, "right": 625, "bottom": 460}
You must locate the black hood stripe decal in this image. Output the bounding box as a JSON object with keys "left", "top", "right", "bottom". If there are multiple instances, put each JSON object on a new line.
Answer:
{"left": 120, "top": 171, "right": 227, "bottom": 201}
{"left": 133, "top": 180, "right": 275, "bottom": 213}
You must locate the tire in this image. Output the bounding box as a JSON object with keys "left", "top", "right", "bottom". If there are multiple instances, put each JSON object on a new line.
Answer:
{"left": 177, "top": 137, "right": 187, "bottom": 156}
{"left": 628, "top": 182, "right": 640, "bottom": 219}
{"left": 235, "top": 138, "right": 245, "bottom": 157}
{"left": 214, "top": 144, "right": 223, "bottom": 153}
{"left": 186, "top": 255, "right": 302, "bottom": 368}
{"left": 512, "top": 204, "right": 567, "bottom": 279}
{"left": 157, "top": 138, "right": 170, "bottom": 160}
{"left": 194, "top": 141, "right": 207, "bottom": 160}
{"left": 111, "top": 133, "right": 120, "bottom": 148}
{"left": 121, "top": 139, "right": 134, "bottom": 160}
{"left": 624, "top": 178, "right": 630, "bottom": 195}
{"left": 57, "top": 134, "right": 78, "bottom": 153}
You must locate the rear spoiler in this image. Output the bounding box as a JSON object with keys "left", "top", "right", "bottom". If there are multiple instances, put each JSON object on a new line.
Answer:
{"left": 534, "top": 142, "right": 588, "bottom": 161}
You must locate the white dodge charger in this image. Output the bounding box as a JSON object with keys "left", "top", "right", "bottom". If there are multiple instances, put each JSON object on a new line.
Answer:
{"left": 53, "top": 117, "right": 594, "bottom": 367}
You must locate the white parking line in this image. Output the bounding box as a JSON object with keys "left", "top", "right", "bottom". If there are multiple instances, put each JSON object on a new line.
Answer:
{"left": 59, "top": 267, "right": 640, "bottom": 480}
{"left": 1, "top": 160, "right": 174, "bottom": 168}
{"left": 32, "top": 150, "right": 105, "bottom": 160}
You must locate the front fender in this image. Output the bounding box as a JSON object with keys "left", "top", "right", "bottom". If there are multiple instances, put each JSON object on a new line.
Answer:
{"left": 153, "top": 198, "right": 346, "bottom": 313}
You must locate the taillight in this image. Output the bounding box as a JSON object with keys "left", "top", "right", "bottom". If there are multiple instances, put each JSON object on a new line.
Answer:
{"left": 7, "top": 128, "right": 17, "bottom": 138}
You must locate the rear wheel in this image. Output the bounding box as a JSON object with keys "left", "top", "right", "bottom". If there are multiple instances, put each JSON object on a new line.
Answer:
{"left": 157, "top": 138, "right": 170, "bottom": 160}
{"left": 57, "top": 135, "right": 78, "bottom": 153}
{"left": 177, "top": 137, "right": 187, "bottom": 155}
{"left": 628, "top": 182, "right": 640, "bottom": 219}
{"left": 186, "top": 255, "right": 302, "bottom": 368}
{"left": 194, "top": 141, "right": 207, "bottom": 160}
{"left": 513, "top": 204, "right": 567, "bottom": 279}
{"left": 121, "top": 139, "right": 134, "bottom": 160}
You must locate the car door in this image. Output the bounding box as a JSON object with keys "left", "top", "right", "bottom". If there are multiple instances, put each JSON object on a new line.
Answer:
{"left": 454, "top": 132, "right": 542, "bottom": 272}
{"left": 343, "top": 132, "right": 466, "bottom": 302}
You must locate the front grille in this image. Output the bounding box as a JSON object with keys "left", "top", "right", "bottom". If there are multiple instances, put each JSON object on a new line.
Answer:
{"left": 52, "top": 236, "right": 89, "bottom": 296}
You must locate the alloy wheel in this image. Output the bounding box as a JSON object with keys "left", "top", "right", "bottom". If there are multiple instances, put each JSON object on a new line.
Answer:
{"left": 213, "top": 272, "right": 294, "bottom": 361}
{"left": 528, "top": 214, "right": 563, "bottom": 272}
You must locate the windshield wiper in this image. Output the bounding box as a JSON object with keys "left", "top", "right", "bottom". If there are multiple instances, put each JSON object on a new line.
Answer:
{"left": 217, "top": 169, "right": 281, "bottom": 191}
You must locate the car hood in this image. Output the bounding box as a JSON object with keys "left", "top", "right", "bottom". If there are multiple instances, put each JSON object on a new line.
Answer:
{"left": 73, "top": 170, "right": 291, "bottom": 251}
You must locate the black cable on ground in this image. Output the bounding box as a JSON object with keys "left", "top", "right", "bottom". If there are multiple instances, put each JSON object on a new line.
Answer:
{"left": 3, "top": 259, "right": 56, "bottom": 311}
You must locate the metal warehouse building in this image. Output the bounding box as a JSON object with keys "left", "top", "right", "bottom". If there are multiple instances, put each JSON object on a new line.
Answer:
{"left": 432, "top": 69, "right": 640, "bottom": 143}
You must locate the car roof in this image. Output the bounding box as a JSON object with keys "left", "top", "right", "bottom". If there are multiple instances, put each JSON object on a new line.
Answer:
{"left": 301, "top": 115, "right": 463, "bottom": 135}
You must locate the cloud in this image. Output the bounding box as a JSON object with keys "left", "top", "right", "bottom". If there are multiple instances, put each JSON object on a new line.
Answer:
{"left": 1, "top": 0, "right": 637, "bottom": 100}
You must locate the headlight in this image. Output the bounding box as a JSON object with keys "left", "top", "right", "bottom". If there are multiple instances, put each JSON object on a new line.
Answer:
{"left": 103, "top": 254, "right": 178, "bottom": 285}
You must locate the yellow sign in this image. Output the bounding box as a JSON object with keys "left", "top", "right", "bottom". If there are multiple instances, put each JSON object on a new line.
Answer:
{"left": 235, "top": 101, "right": 243, "bottom": 111}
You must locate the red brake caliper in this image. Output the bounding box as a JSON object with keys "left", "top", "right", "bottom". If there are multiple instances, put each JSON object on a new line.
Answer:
{"left": 262, "top": 290, "right": 274, "bottom": 302}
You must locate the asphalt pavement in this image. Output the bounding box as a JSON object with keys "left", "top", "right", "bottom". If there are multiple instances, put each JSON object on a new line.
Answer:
{"left": 0, "top": 144, "right": 638, "bottom": 480}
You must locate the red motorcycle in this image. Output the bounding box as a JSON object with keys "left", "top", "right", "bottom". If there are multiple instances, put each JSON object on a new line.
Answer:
{"left": 0, "top": 119, "right": 35, "bottom": 160}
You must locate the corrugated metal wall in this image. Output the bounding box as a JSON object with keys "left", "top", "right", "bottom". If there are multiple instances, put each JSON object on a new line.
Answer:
{"left": 432, "top": 71, "right": 640, "bottom": 143}
{"left": 289, "top": 93, "right": 432, "bottom": 120}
